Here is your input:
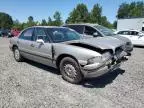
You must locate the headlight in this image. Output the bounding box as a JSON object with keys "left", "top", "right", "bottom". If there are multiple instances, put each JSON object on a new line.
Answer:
{"left": 87, "top": 52, "right": 112, "bottom": 64}
{"left": 87, "top": 56, "right": 102, "bottom": 64}
{"left": 102, "top": 52, "right": 112, "bottom": 61}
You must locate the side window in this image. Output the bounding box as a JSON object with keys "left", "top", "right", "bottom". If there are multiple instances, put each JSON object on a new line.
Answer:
{"left": 84, "top": 26, "right": 98, "bottom": 36}
{"left": 117, "top": 31, "right": 124, "bottom": 34}
{"left": 19, "top": 28, "right": 34, "bottom": 41}
{"left": 67, "top": 25, "right": 84, "bottom": 34}
{"left": 119, "top": 31, "right": 129, "bottom": 35}
{"left": 129, "top": 31, "right": 139, "bottom": 35}
{"left": 35, "top": 28, "right": 49, "bottom": 42}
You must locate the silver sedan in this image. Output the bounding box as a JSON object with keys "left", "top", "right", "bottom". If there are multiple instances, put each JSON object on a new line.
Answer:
{"left": 10, "top": 26, "right": 129, "bottom": 84}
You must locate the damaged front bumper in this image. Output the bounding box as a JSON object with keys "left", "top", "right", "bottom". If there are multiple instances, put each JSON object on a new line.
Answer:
{"left": 81, "top": 56, "right": 128, "bottom": 78}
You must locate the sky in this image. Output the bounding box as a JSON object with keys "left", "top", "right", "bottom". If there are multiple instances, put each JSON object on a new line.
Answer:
{"left": 0, "top": 0, "right": 142, "bottom": 23}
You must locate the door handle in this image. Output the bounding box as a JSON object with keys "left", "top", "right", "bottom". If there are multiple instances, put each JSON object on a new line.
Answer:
{"left": 30, "top": 44, "right": 35, "bottom": 47}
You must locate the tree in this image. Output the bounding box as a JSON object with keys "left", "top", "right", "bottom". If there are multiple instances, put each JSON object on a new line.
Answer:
{"left": 41, "top": 19, "right": 47, "bottom": 26}
{"left": 13, "top": 19, "right": 23, "bottom": 30}
{"left": 0, "top": 12, "right": 13, "bottom": 29}
{"left": 27, "top": 16, "right": 36, "bottom": 27}
{"left": 28, "top": 16, "right": 34, "bottom": 23}
{"left": 53, "top": 11, "right": 63, "bottom": 26}
{"left": 66, "top": 3, "right": 89, "bottom": 23}
{"left": 117, "top": 1, "right": 144, "bottom": 19}
{"left": 90, "top": 4, "right": 102, "bottom": 24}
{"left": 47, "top": 16, "right": 53, "bottom": 26}
{"left": 101, "top": 16, "right": 113, "bottom": 28}
{"left": 113, "top": 21, "right": 117, "bottom": 29}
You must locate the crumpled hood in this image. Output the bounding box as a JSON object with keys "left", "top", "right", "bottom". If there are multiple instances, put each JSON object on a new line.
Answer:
{"left": 66, "top": 37, "right": 125, "bottom": 51}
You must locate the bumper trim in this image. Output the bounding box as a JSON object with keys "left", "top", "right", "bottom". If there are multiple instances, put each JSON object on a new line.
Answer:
{"left": 81, "top": 62, "right": 121, "bottom": 78}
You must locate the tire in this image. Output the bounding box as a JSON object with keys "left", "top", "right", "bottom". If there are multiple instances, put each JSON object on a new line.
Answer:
{"left": 13, "top": 47, "right": 23, "bottom": 62}
{"left": 59, "top": 57, "right": 83, "bottom": 84}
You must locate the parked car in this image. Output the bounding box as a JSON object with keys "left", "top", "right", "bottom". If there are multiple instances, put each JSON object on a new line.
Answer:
{"left": 10, "top": 26, "right": 128, "bottom": 84}
{"left": 63, "top": 24, "right": 133, "bottom": 56}
{"left": 0, "top": 29, "right": 11, "bottom": 37}
{"left": 116, "top": 30, "right": 144, "bottom": 46}
{"left": 10, "top": 29, "right": 21, "bottom": 37}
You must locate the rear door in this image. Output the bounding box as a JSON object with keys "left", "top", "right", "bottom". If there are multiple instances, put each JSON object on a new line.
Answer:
{"left": 129, "top": 31, "right": 144, "bottom": 46}
{"left": 18, "top": 28, "right": 35, "bottom": 59}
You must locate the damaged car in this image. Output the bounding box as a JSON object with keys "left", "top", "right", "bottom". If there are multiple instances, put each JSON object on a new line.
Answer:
{"left": 10, "top": 26, "right": 128, "bottom": 84}
{"left": 63, "top": 23, "right": 133, "bottom": 56}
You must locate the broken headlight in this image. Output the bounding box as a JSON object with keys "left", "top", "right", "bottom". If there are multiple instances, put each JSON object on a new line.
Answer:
{"left": 87, "top": 52, "right": 112, "bottom": 64}
{"left": 87, "top": 56, "right": 103, "bottom": 64}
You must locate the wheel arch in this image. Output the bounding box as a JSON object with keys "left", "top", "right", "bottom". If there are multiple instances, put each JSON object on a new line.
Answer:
{"left": 12, "top": 44, "right": 18, "bottom": 51}
{"left": 56, "top": 54, "right": 79, "bottom": 68}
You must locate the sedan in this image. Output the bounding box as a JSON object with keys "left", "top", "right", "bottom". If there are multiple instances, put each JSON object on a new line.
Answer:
{"left": 116, "top": 30, "right": 144, "bottom": 46}
{"left": 10, "top": 26, "right": 128, "bottom": 84}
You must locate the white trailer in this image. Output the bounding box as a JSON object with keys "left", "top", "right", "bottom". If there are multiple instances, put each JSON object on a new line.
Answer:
{"left": 117, "top": 18, "right": 144, "bottom": 31}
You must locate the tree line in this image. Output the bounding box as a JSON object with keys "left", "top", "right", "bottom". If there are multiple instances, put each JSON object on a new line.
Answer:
{"left": 0, "top": 1, "right": 143, "bottom": 30}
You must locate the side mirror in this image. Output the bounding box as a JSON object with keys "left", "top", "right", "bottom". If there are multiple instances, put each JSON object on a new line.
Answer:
{"left": 93, "top": 32, "right": 98, "bottom": 37}
{"left": 36, "top": 39, "right": 44, "bottom": 45}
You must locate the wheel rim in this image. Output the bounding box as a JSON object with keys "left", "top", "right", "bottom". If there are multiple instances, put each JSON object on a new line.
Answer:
{"left": 14, "top": 49, "right": 20, "bottom": 60}
{"left": 64, "top": 64, "right": 77, "bottom": 79}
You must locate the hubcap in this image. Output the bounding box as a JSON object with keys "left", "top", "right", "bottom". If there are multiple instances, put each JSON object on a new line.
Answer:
{"left": 64, "top": 64, "right": 77, "bottom": 78}
{"left": 15, "top": 49, "right": 20, "bottom": 60}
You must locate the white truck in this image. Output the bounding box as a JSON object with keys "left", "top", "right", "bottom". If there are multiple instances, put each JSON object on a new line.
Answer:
{"left": 117, "top": 18, "right": 144, "bottom": 32}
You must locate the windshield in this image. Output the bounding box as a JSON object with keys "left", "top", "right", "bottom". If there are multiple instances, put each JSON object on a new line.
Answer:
{"left": 46, "top": 28, "right": 81, "bottom": 43}
{"left": 94, "top": 25, "right": 115, "bottom": 36}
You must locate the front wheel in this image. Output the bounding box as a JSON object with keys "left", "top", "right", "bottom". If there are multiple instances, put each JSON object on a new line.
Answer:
{"left": 13, "top": 47, "right": 23, "bottom": 62}
{"left": 59, "top": 57, "right": 83, "bottom": 84}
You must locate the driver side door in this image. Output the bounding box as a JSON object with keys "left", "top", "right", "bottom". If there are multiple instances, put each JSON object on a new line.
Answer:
{"left": 83, "top": 26, "right": 101, "bottom": 38}
{"left": 31, "top": 28, "right": 54, "bottom": 67}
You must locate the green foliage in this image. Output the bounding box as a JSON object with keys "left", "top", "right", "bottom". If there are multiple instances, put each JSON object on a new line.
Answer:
{"left": 113, "top": 21, "right": 117, "bottom": 29}
{"left": 27, "top": 16, "right": 36, "bottom": 27}
{"left": 66, "top": 3, "right": 112, "bottom": 28}
{"left": 90, "top": 4, "right": 102, "bottom": 23}
{"left": 0, "top": 12, "right": 13, "bottom": 29}
{"left": 117, "top": 1, "right": 144, "bottom": 19}
{"left": 47, "top": 17, "right": 53, "bottom": 26}
{"left": 66, "top": 3, "right": 89, "bottom": 23}
{"left": 13, "top": 20, "right": 23, "bottom": 30}
{"left": 52, "top": 11, "right": 63, "bottom": 26}
{"left": 101, "top": 16, "right": 113, "bottom": 28}
{"left": 41, "top": 19, "right": 47, "bottom": 26}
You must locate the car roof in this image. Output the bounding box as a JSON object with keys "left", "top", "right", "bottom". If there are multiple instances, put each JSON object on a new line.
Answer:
{"left": 30, "top": 26, "right": 66, "bottom": 29}
{"left": 63, "top": 23, "right": 99, "bottom": 27}
{"left": 21, "top": 26, "right": 69, "bottom": 33}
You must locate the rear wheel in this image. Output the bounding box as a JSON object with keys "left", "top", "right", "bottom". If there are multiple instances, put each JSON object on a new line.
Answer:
{"left": 59, "top": 57, "right": 83, "bottom": 84}
{"left": 13, "top": 47, "right": 23, "bottom": 62}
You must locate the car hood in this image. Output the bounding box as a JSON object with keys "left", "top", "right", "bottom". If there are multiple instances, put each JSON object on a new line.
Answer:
{"left": 113, "top": 35, "right": 131, "bottom": 43}
{"left": 64, "top": 37, "right": 125, "bottom": 51}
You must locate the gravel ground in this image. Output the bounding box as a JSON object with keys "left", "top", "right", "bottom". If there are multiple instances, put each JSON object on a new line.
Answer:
{"left": 0, "top": 37, "right": 144, "bottom": 108}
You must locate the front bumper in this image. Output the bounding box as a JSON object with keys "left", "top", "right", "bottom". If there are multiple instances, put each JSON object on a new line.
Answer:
{"left": 125, "top": 45, "right": 133, "bottom": 56}
{"left": 81, "top": 57, "right": 127, "bottom": 78}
